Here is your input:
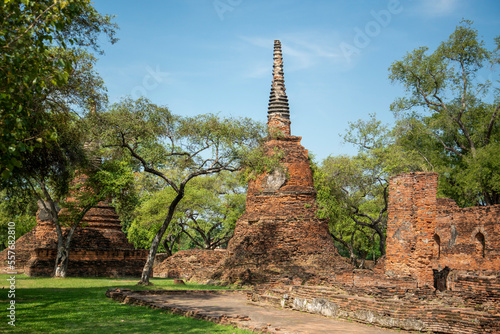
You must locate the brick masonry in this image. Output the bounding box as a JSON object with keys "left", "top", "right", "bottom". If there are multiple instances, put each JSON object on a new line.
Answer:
{"left": 250, "top": 282, "right": 500, "bottom": 333}
{"left": 385, "top": 172, "right": 500, "bottom": 287}
{"left": 210, "top": 133, "right": 350, "bottom": 284}
{"left": 1, "top": 199, "right": 147, "bottom": 277}
{"left": 143, "top": 41, "right": 500, "bottom": 333}
{"left": 154, "top": 249, "right": 227, "bottom": 282}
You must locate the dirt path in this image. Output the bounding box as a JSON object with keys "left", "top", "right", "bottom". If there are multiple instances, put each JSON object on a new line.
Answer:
{"left": 107, "top": 289, "right": 409, "bottom": 334}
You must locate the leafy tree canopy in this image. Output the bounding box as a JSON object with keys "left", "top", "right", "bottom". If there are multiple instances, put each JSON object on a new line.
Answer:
{"left": 91, "top": 97, "right": 266, "bottom": 284}
{"left": 316, "top": 114, "right": 426, "bottom": 266}
{"left": 0, "top": 0, "right": 117, "bottom": 180}
{"left": 129, "top": 171, "right": 245, "bottom": 251}
{"left": 389, "top": 20, "right": 500, "bottom": 206}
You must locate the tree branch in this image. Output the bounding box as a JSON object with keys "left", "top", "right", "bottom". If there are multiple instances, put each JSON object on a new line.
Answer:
{"left": 485, "top": 103, "right": 499, "bottom": 145}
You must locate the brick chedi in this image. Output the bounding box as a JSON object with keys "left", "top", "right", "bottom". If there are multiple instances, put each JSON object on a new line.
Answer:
{"left": 23, "top": 199, "right": 147, "bottom": 277}
{"left": 213, "top": 40, "right": 349, "bottom": 285}
{"left": 1, "top": 148, "right": 147, "bottom": 277}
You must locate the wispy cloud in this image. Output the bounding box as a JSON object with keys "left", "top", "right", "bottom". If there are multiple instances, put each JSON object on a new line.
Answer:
{"left": 416, "top": 0, "right": 461, "bottom": 17}
{"left": 240, "top": 33, "right": 344, "bottom": 75}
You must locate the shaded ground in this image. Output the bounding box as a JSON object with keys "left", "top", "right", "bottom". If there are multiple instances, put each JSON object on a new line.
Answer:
{"left": 107, "top": 289, "right": 409, "bottom": 334}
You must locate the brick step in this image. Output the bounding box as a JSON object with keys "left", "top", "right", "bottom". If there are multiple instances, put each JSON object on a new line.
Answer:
{"left": 252, "top": 293, "right": 282, "bottom": 307}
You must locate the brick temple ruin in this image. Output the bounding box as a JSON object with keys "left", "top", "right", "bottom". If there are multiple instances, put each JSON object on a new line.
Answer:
{"left": 156, "top": 40, "right": 500, "bottom": 333}
{"left": 386, "top": 172, "right": 500, "bottom": 288}
{"left": 1, "top": 168, "right": 147, "bottom": 278}
{"left": 212, "top": 40, "right": 351, "bottom": 284}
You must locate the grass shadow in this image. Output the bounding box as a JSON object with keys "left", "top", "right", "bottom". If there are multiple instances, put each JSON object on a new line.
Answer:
{"left": 0, "top": 274, "right": 250, "bottom": 334}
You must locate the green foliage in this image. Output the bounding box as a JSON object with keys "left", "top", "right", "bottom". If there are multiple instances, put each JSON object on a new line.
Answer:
{"left": 60, "top": 159, "right": 136, "bottom": 227}
{"left": 315, "top": 155, "right": 385, "bottom": 266}
{"left": 389, "top": 20, "right": 500, "bottom": 206}
{"left": 0, "top": 190, "right": 37, "bottom": 250}
{"left": 316, "top": 115, "right": 425, "bottom": 265}
{"left": 128, "top": 172, "right": 245, "bottom": 251}
{"left": 179, "top": 172, "right": 245, "bottom": 249}
{"left": 0, "top": 0, "right": 117, "bottom": 180}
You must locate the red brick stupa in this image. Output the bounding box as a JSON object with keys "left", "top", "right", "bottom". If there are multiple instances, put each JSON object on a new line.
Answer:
{"left": 1, "top": 146, "right": 147, "bottom": 277}
{"left": 214, "top": 40, "right": 349, "bottom": 284}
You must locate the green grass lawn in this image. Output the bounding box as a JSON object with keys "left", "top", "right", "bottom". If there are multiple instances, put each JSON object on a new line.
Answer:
{"left": 0, "top": 274, "right": 252, "bottom": 334}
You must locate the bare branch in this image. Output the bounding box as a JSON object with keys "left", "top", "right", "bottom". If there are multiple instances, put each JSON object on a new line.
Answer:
{"left": 434, "top": 135, "right": 464, "bottom": 157}
{"left": 116, "top": 134, "right": 180, "bottom": 193}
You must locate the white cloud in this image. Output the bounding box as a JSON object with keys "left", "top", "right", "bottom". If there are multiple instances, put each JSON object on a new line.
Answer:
{"left": 416, "top": 0, "right": 461, "bottom": 17}
{"left": 240, "top": 32, "right": 344, "bottom": 73}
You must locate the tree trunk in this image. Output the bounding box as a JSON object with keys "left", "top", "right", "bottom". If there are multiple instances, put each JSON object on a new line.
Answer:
{"left": 377, "top": 229, "right": 386, "bottom": 257}
{"left": 138, "top": 192, "right": 184, "bottom": 285}
{"left": 53, "top": 223, "right": 78, "bottom": 278}
{"left": 54, "top": 247, "right": 69, "bottom": 278}
{"left": 138, "top": 236, "right": 159, "bottom": 285}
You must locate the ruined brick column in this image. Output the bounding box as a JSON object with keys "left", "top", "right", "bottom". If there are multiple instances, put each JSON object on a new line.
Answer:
{"left": 385, "top": 172, "right": 438, "bottom": 287}
{"left": 213, "top": 40, "right": 349, "bottom": 285}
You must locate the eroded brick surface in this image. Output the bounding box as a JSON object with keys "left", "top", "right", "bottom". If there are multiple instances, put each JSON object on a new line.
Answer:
{"left": 154, "top": 249, "right": 227, "bottom": 282}
{"left": 0, "top": 200, "right": 147, "bottom": 277}
{"left": 386, "top": 172, "right": 500, "bottom": 287}
{"left": 211, "top": 135, "right": 350, "bottom": 284}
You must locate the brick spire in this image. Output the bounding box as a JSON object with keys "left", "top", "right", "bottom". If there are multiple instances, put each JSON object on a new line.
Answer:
{"left": 267, "top": 40, "right": 291, "bottom": 136}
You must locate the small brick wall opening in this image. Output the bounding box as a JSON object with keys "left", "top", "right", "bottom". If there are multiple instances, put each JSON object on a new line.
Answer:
{"left": 433, "top": 266, "right": 450, "bottom": 291}
{"left": 475, "top": 232, "right": 485, "bottom": 258}
{"left": 433, "top": 233, "right": 441, "bottom": 259}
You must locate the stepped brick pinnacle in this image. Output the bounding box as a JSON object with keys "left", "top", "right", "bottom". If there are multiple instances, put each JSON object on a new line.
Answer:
{"left": 210, "top": 40, "right": 350, "bottom": 284}
{"left": 268, "top": 40, "right": 291, "bottom": 136}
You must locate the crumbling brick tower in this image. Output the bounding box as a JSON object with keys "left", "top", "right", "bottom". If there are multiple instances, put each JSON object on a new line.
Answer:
{"left": 214, "top": 40, "right": 349, "bottom": 284}
{"left": 385, "top": 172, "right": 438, "bottom": 287}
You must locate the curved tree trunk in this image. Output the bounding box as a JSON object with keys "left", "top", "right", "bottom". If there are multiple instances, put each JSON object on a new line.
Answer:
{"left": 53, "top": 223, "right": 79, "bottom": 278}
{"left": 138, "top": 192, "right": 184, "bottom": 285}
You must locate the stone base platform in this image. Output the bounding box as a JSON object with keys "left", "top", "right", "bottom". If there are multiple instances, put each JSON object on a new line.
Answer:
{"left": 106, "top": 288, "right": 402, "bottom": 334}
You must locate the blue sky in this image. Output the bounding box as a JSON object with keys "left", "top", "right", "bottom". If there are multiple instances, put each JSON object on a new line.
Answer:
{"left": 92, "top": 0, "right": 500, "bottom": 162}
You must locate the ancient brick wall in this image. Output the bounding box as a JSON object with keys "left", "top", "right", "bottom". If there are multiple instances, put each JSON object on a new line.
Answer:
{"left": 25, "top": 248, "right": 147, "bottom": 277}
{"left": 154, "top": 249, "right": 227, "bottom": 282}
{"left": 0, "top": 201, "right": 147, "bottom": 277}
{"left": 385, "top": 172, "right": 500, "bottom": 288}
{"left": 251, "top": 283, "right": 500, "bottom": 334}
{"left": 433, "top": 200, "right": 500, "bottom": 271}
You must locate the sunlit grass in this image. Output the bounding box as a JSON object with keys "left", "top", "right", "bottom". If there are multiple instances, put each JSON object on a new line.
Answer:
{"left": 0, "top": 274, "right": 251, "bottom": 334}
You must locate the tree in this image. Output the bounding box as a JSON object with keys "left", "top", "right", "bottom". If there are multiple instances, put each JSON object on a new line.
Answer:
{"left": 0, "top": 0, "right": 118, "bottom": 276}
{"left": 316, "top": 115, "right": 424, "bottom": 266}
{"left": 389, "top": 20, "right": 500, "bottom": 206}
{"left": 178, "top": 172, "right": 245, "bottom": 250}
{"left": 128, "top": 172, "right": 245, "bottom": 254}
{"left": 0, "top": 190, "right": 37, "bottom": 251}
{"left": 92, "top": 97, "right": 266, "bottom": 285}
{"left": 0, "top": 0, "right": 117, "bottom": 179}
{"left": 316, "top": 155, "right": 387, "bottom": 267}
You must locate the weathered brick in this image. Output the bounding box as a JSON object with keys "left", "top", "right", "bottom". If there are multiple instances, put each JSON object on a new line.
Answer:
{"left": 0, "top": 174, "right": 147, "bottom": 277}
{"left": 385, "top": 172, "right": 500, "bottom": 287}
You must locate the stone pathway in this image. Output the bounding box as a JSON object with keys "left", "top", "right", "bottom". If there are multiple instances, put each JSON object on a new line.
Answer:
{"left": 106, "top": 289, "right": 409, "bottom": 334}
